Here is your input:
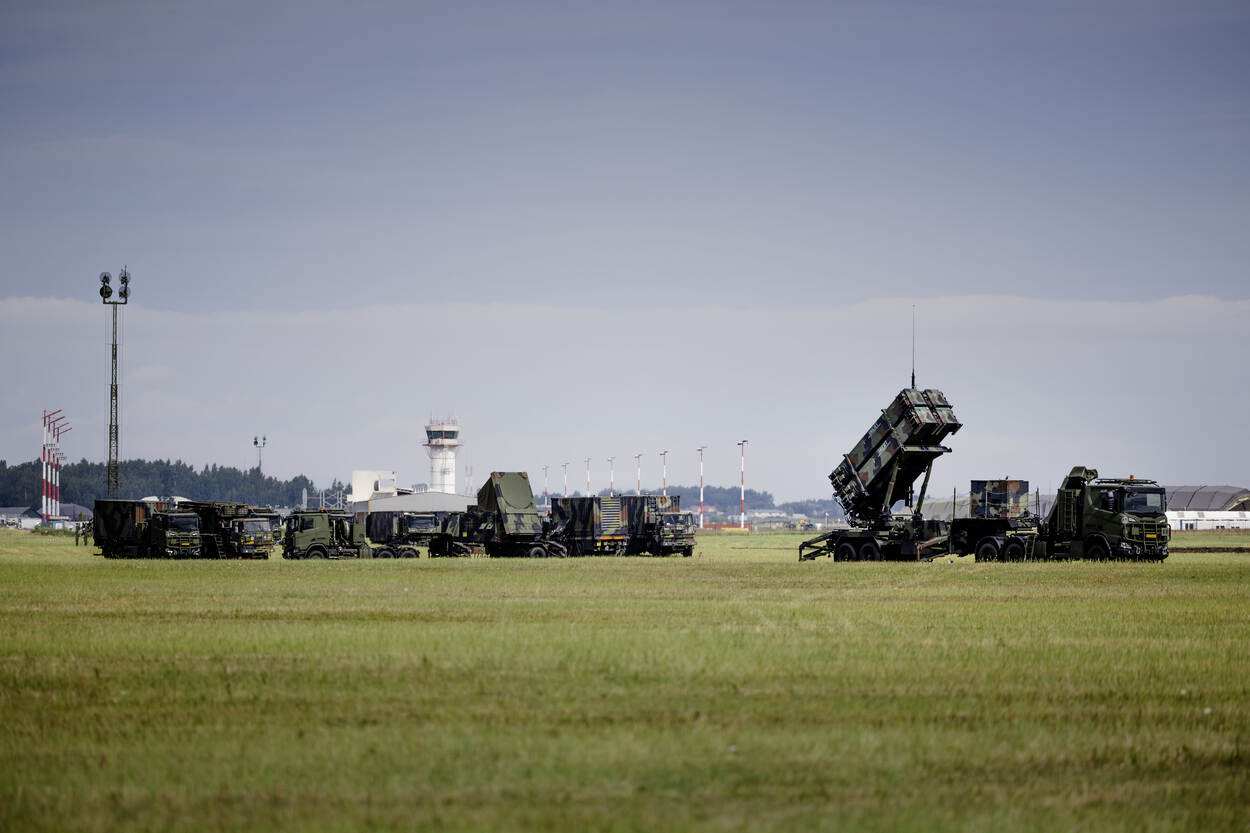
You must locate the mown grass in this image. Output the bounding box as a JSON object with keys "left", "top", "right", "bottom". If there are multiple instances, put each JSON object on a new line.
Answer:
{"left": 1, "top": 529, "right": 1247, "bottom": 832}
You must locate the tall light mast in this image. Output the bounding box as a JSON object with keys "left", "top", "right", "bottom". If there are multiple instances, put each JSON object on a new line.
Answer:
{"left": 584, "top": 458, "right": 591, "bottom": 497}
{"left": 660, "top": 450, "right": 669, "bottom": 496}
{"left": 738, "top": 439, "right": 748, "bottom": 529}
{"left": 607, "top": 457, "right": 615, "bottom": 496}
{"left": 634, "top": 453, "right": 642, "bottom": 495}
{"left": 98, "top": 268, "right": 130, "bottom": 498}
{"left": 562, "top": 462, "right": 569, "bottom": 498}
{"left": 542, "top": 465, "right": 549, "bottom": 509}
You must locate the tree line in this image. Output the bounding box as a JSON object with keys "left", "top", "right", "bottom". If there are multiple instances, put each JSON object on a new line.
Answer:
{"left": 0, "top": 458, "right": 345, "bottom": 510}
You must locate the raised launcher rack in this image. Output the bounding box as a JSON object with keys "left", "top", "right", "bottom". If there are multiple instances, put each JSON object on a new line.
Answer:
{"left": 800, "top": 388, "right": 961, "bottom": 561}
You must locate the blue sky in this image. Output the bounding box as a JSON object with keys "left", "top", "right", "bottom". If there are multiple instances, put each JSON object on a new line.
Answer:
{"left": 2, "top": 1, "right": 1248, "bottom": 499}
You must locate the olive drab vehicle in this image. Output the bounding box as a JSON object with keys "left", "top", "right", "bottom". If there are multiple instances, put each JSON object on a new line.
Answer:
{"left": 949, "top": 479, "right": 1039, "bottom": 561}
{"left": 428, "top": 472, "right": 566, "bottom": 558}
{"left": 548, "top": 495, "right": 695, "bottom": 557}
{"left": 799, "top": 387, "right": 961, "bottom": 561}
{"left": 92, "top": 498, "right": 203, "bottom": 559}
{"left": 283, "top": 510, "right": 372, "bottom": 559}
{"left": 364, "top": 510, "right": 451, "bottom": 558}
{"left": 1034, "top": 467, "right": 1169, "bottom": 561}
{"left": 179, "top": 500, "right": 274, "bottom": 559}
{"left": 618, "top": 495, "right": 694, "bottom": 556}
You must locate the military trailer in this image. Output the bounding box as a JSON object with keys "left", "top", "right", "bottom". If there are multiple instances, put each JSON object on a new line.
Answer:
{"left": 548, "top": 496, "right": 630, "bottom": 555}
{"left": 93, "top": 498, "right": 203, "bottom": 559}
{"left": 799, "top": 387, "right": 961, "bottom": 561}
{"left": 1033, "top": 467, "right": 1169, "bottom": 560}
{"left": 179, "top": 500, "right": 274, "bottom": 559}
{"left": 365, "top": 510, "right": 451, "bottom": 558}
{"left": 428, "top": 472, "right": 566, "bottom": 558}
{"left": 283, "top": 510, "right": 372, "bottom": 559}
{"left": 949, "top": 480, "right": 1039, "bottom": 561}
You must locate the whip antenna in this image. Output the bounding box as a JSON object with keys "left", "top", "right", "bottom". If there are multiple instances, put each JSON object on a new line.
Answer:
{"left": 910, "top": 304, "right": 916, "bottom": 389}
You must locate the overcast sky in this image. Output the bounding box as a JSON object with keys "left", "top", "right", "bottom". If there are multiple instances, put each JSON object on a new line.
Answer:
{"left": 2, "top": 1, "right": 1248, "bottom": 502}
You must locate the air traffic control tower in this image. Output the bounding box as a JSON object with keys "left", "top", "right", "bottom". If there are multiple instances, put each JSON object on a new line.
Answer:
{"left": 423, "top": 418, "right": 462, "bottom": 494}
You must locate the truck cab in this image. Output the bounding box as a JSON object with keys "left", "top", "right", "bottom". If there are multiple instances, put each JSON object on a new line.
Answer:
{"left": 1042, "top": 468, "right": 1169, "bottom": 560}
{"left": 658, "top": 512, "right": 696, "bottom": 557}
{"left": 148, "top": 512, "right": 203, "bottom": 558}
{"left": 229, "top": 516, "right": 275, "bottom": 559}
{"left": 283, "top": 511, "right": 371, "bottom": 559}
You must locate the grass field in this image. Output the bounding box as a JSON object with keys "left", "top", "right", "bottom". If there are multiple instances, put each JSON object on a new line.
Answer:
{"left": 1, "top": 529, "right": 1247, "bottom": 832}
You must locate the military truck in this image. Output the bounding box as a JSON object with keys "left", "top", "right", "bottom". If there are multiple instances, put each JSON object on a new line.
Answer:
{"left": 799, "top": 387, "right": 960, "bottom": 561}
{"left": 619, "top": 495, "right": 694, "bottom": 556}
{"left": 283, "top": 510, "right": 372, "bottom": 559}
{"left": 1032, "top": 467, "right": 1169, "bottom": 560}
{"left": 179, "top": 501, "right": 274, "bottom": 559}
{"left": 365, "top": 510, "right": 452, "bottom": 558}
{"left": 93, "top": 498, "right": 203, "bottom": 559}
{"left": 949, "top": 480, "right": 1039, "bottom": 561}
{"left": 428, "top": 472, "right": 566, "bottom": 558}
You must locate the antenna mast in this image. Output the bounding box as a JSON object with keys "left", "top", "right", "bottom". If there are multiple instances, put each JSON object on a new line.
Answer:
{"left": 910, "top": 304, "right": 916, "bottom": 389}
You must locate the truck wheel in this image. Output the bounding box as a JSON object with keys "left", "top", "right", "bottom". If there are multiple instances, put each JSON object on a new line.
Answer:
{"left": 1085, "top": 538, "right": 1109, "bottom": 561}
{"left": 834, "top": 541, "right": 857, "bottom": 562}
{"left": 527, "top": 545, "right": 546, "bottom": 559}
{"left": 682, "top": 547, "right": 693, "bottom": 558}
{"left": 374, "top": 547, "right": 393, "bottom": 559}
{"left": 1003, "top": 538, "right": 1026, "bottom": 561}
{"left": 858, "top": 540, "right": 880, "bottom": 561}
{"left": 975, "top": 539, "right": 1000, "bottom": 562}
{"left": 306, "top": 546, "right": 327, "bottom": 560}
{"left": 399, "top": 547, "right": 418, "bottom": 559}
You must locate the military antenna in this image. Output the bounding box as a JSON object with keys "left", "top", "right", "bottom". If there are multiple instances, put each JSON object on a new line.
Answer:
{"left": 98, "top": 266, "right": 131, "bottom": 497}
{"left": 910, "top": 304, "right": 916, "bottom": 390}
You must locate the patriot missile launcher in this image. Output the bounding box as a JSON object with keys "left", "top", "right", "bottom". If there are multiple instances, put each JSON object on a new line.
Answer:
{"left": 799, "top": 388, "right": 960, "bottom": 561}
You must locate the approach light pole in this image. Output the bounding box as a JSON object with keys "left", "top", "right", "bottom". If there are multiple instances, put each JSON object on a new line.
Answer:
{"left": 634, "top": 453, "right": 642, "bottom": 495}
{"left": 697, "top": 446, "right": 707, "bottom": 529}
{"left": 253, "top": 435, "right": 266, "bottom": 506}
{"left": 738, "top": 439, "right": 748, "bottom": 529}
{"left": 660, "top": 450, "right": 669, "bottom": 496}
{"left": 542, "top": 465, "right": 549, "bottom": 509}
{"left": 562, "top": 462, "right": 569, "bottom": 498}
{"left": 99, "top": 268, "right": 130, "bottom": 497}
{"left": 584, "top": 458, "right": 591, "bottom": 497}
{"left": 607, "top": 457, "right": 615, "bottom": 496}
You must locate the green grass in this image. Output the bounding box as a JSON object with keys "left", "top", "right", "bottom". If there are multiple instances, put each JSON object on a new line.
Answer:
{"left": 1, "top": 529, "right": 1248, "bottom": 832}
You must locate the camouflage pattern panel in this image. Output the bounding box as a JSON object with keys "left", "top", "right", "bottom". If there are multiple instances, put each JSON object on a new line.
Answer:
{"left": 830, "top": 460, "right": 866, "bottom": 510}
{"left": 653, "top": 495, "right": 680, "bottom": 514}
{"left": 93, "top": 499, "right": 150, "bottom": 547}
{"left": 846, "top": 415, "right": 894, "bottom": 469}
{"left": 480, "top": 472, "right": 541, "bottom": 536}
{"left": 855, "top": 434, "right": 902, "bottom": 493}
{"left": 921, "top": 389, "right": 962, "bottom": 437}
{"left": 969, "top": 480, "right": 1030, "bottom": 518}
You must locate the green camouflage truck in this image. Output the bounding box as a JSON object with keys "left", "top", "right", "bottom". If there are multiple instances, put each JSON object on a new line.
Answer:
{"left": 283, "top": 510, "right": 372, "bottom": 559}
{"left": 1033, "top": 467, "right": 1169, "bottom": 560}
{"left": 549, "top": 495, "right": 695, "bottom": 557}
{"left": 178, "top": 501, "right": 274, "bottom": 559}
{"left": 93, "top": 498, "right": 203, "bottom": 558}
{"left": 429, "top": 472, "right": 565, "bottom": 558}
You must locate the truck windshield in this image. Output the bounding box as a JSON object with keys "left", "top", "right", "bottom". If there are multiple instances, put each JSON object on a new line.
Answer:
{"left": 168, "top": 515, "right": 199, "bottom": 532}
{"left": 239, "top": 519, "right": 269, "bottom": 533}
{"left": 662, "top": 514, "right": 693, "bottom": 530}
{"left": 1122, "top": 489, "right": 1166, "bottom": 515}
{"left": 406, "top": 515, "right": 436, "bottom": 531}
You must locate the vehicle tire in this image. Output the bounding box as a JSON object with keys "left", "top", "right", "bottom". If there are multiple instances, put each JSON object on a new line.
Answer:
{"left": 375, "top": 547, "right": 395, "bottom": 559}
{"left": 858, "top": 540, "right": 881, "bottom": 561}
{"left": 399, "top": 547, "right": 418, "bottom": 559}
{"left": 683, "top": 547, "right": 693, "bottom": 557}
{"left": 834, "top": 541, "right": 857, "bottom": 562}
{"left": 975, "top": 538, "right": 1000, "bottom": 562}
{"left": 1085, "top": 538, "right": 1109, "bottom": 561}
{"left": 527, "top": 545, "right": 546, "bottom": 559}
{"left": 1003, "top": 538, "right": 1026, "bottom": 562}
{"left": 306, "top": 546, "right": 327, "bottom": 560}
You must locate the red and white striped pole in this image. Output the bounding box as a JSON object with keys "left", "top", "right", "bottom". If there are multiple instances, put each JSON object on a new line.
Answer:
{"left": 634, "top": 453, "right": 642, "bottom": 496}
{"left": 607, "top": 457, "right": 615, "bottom": 497}
{"left": 660, "top": 450, "right": 668, "bottom": 496}
{"left": 738, "top": 440, "right": 748, "bottom": 529}
{"left": 562, "top": 462, "right": 569, "bottom": 498}
{"left": 697, "top": 446, "right": 706, "bottom": 529}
